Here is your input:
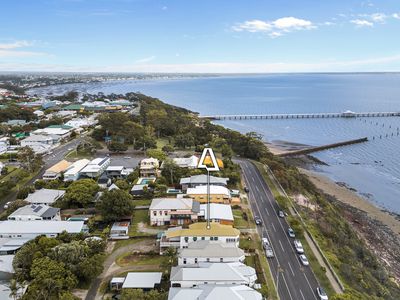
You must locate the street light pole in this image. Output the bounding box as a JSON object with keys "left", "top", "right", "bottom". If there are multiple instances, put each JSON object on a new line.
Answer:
{"left": 207, "top": 169, "right": 210, "bottom": 230}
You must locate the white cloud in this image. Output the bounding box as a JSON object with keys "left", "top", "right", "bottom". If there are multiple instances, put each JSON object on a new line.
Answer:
{"left": 135, "top": 56, "right": 156, "bottom": 63}
{"left": 393, "top": 13, "right": 400, "bottom": 20}
{"left": 0, "top": 40, "right": 32, "bottom": 50}
{"left": 0, "top": 40, "right": 48, "bottom": 58}
{"left": 232, "top": 17, "right": 315, "bottom": 37}
{"left": 370, "top": 13, "right": 387, "bottom": 23}
{"left": 3, "top": 54, "right": 400, "bottom": 73}
{"left": 350, "top": 19, "right": 374, "bottom": 27}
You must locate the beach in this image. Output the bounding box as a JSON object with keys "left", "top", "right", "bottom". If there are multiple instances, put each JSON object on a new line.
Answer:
{"left": 299, "top": 168, "right": 400, "bottom": 235}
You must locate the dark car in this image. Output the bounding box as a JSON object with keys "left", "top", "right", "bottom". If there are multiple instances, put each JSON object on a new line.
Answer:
{"left": 244, "top": 186, "right": 249, "bottom": 193}
{"left": 255, "top": 217, "right": 262, "bottom": 225}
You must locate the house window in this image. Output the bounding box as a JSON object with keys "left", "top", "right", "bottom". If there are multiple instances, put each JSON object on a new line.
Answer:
{"left": 214, "top": 237, "right": 218, "bottom": 241}
{"left": 210, "top": 237, "right": 214, "bottom": 241}
{"left": 194, "top": 258, "right": 198, "bottom": 263}
{"left": 220, "top": 258, "right": 223, "bottom": 262}
{"left": 193, "top": 237, "right": 197, "bottom": 241}
{"left": 183, "top": 259, "right": 187, "bottom": 264}
{"left": 153, "top": 211, "right": 157, "bottom": 216}
{"left": 164, "top": 211, "right": 168, "bottom": 216}
{"left": 201, "top": 237, "right": 205, "bottom": 240}
{"left": 206, "top": 258, "right": 210, "bottom": 262}
{"left": 184, "top": 237, "right": 189, "bottom": 242}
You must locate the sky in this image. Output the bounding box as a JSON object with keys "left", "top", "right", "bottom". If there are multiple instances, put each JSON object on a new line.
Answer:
{"left": 1, "top": 0, "right": 400, "bottom": 73}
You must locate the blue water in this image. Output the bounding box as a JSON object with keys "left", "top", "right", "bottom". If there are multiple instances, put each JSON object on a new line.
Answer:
{"left": 30, "top": 74, "right": 400, "bottom": 213}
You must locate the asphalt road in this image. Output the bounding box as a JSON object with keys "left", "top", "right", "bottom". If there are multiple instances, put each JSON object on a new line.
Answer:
{"left": 235, "top": 159, "right": 321, "bottom": 300}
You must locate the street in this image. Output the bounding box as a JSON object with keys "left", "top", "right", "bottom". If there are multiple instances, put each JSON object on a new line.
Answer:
{"left": 235, "top": 159, "right": 321, "bottom": 300}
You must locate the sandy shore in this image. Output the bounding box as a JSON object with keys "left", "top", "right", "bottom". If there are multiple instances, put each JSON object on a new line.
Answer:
{"left": 299, "top": 168, "right": 400, "bottom": 236}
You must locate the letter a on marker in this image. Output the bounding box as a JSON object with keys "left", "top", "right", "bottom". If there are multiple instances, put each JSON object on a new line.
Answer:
{"left": 198, "top": 148, "right": 219, "bottom": 172}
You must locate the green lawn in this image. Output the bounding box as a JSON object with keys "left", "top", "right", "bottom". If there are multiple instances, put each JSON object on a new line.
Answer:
{"left": 156, "top": 138, "right": 170, "bottom": 150}
{"left": 133, "top": 199, "right": 151, "bottom": 207}
{"left": 128, "top": 210, "right": 153, "bottom": 237}
{"left": 113, "top": 237, "right": 149, "bottom": 252}
{"left": 65, "top": 149, "right": 93, "bottom": 159}
{"left": 233, "top": 208, "right": 255, "bottom": 229}
{"left": 116, "top": 253, "right": 165, "bottom": 268}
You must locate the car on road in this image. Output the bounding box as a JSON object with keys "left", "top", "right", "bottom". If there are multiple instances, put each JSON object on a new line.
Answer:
{"left": 278, "top": 210, "right": 285, "bottom": 218}
{"left": 316, "top": 287, "right": 329, "bottom": 300}
{"left": 294, "top": 239, "right": 304, "bottom": 254}
{"left": 67, "top": 147, "right": 73, "bottom": 151}
{"left": 124, "top": 156, "right": 132, "bottom": 159}
{"left": 244, "top": 186, "right": 249, "bottom": 193}
{"left": 262, "top": 238, "right": 274, "bottom": 258}
{"left": 287, "top": 227, "right": 295, "bottom": 238}
{"left": 299, "top": 254, "right": 309, "bottom": 266}
{"left": 3, "top": 201, "right": 12, "bottom": 210}
{"left": 254, "top": 217, "right": 262, "bottom": 225}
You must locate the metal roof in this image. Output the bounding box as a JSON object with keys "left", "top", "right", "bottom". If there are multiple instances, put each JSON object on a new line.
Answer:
{"left": 166, "top": 222, "right": 240, "bottom": 238}
{"left": 178, "top": 240, "right": 244, "bottom": 259}
{"left": 25, "top": 189, "right": 65, "bottom": 204}
{"left": 0, "top": 221, "right": 84, "bottom": 234}
{"left": 168, "top": 285, "right": 262, "bottom": 300}
{"left": 122, "top": 272, "right": 162, "bottom": 289}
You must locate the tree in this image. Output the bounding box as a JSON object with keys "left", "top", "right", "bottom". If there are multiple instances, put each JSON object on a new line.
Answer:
{"left": 63, "top": 179, "right": 99, "bottom": 207}
{"left": 160, "top": 158, "right": 183, "bottom": 185}
{"left": 26, "top": 257, "right": 77, "bottom": 300}
{"left": 146, "top": 149, "right": 167, "bottom": 161}
{"left": 146, "top": 109, "right": 169, "bottom": 137}
{"left": 77, "top": 253, "right": 105, "bottom": 282}
{"left": 17, "top": 147, "right": 42, "bottom": 172}
{"left": 108, "top": 141, "right": 128, "bottom": 152}
{"left": 49, "top": 241, "right": 89, "bottom": 273}
{"left": 16, "top": 185, "right": 35, "bottom": 199}
{"left": 96, "top": 189, "right": 134, "bottom": 222}
{"left": 174, "top": 132, "right": 194, "bottom": 149}
{"left": 161, "top": 144, "right": 174, "bottom": 153}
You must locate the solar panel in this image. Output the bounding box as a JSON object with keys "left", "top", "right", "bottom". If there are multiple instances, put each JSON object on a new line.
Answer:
{"left": 33, "top": 205, "right": 43, "bottom": 213}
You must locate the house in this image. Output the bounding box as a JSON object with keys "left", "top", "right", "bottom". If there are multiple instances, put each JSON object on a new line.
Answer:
{"left": 0, "top": 238, "right": 32, "bottom": 255}
{"left": 110, "top": 272, "right": 162, "bottom": 291}
{"left": 32, "top": 125, "right": 73, "bottom": 140}
{"left": 25, "top": 189, "right": 65, "bottom": 205}
{"left": 130, "top": 184, "right": 147, "bottom": 197}
{"left": 170, "top": 262, "right": 257, "bottom": 288}
{"left": 105, "top": 166, "right": 134, "bottom": 178}
{"left": 20, "top": 134, "right": 53, "bottom": 147}
{"left": 0, "top": 221, "right": 84, "bottom": 239}
{"left": 42, "top": 160, "right": 72, "bottom": 180}
{"left": 3, "top": 120, "right": 27, "bottom": 126}
{"left": 178, "top": 240, "right": 245, "bottom": 265}
{"left": 97, "top": 173, "right": 111, "bottom": 188}
{"left": 172, "top": 155, "right": 199, "bottom": 169}
{"left": 198, "top": 204, "right": 234, "bottom": 225}
{"left": 186, "top": 185, "right": 232, "bottom": 204}
{"left": 180, "top": 175, "right": 228, "bottom": 192}
{"left": 64, "top": 159, "right": 90, "bottom": 181}
{"left": 159, "top": 222, "right": 240, "bottom": 253}
{"left": 168, "top": 284, "right": 262, "bottom": 300}
{"left": 8, "top": 204, "right": 61, "bottom": 221}
{"left": 149, "top": 197, "right": 200, "bottom": 226}
{"left": 139, "top": 157, "right": 160, "bottom": 177}
{"left": 110, "top": 221, "right": 130, "bottom": 239}
{"left": 33, "top": 110, "right": 44, "bottom": 118}
{"left": 79, "top": 157, "right": 111, "bottom": 178}
{"left": 0, "top": 255, "right": 14, "bottom": 280}
{"left": 65, "top": 117, "right": 97, "bottom": 128}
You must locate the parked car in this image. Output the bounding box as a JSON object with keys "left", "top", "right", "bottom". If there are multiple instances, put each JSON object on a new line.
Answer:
{"left": 255, "top": 217, "right": 262, "bottom": 225}
{"left": 262, "top": 237, "right": 270, "bottom": 249}
{"left": 294, "top": 239, "right": 304, "bottom": 254}
{"left": 3, "top": 201, "right": 12, "bottom": 210}
{"left": 265, "top": 246, "right": 274, "bottom": 258}
{"left": 278, "top": 210, "right": 285, "bottom": 218}
{"left": 299, "top": 254, "right": 309, "bottom": 266}
{"left": 316, "top": 287, "right": 329, "bottom": 300}
{"left": 287, "top": 227, "right": 295, "bottom": 238}
{"left": 244, "top": 186, "right": 249, "bottom": 193}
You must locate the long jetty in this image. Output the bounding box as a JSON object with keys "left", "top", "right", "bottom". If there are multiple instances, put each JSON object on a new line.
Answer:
{"left": 201, "top": 111, "right": 400, "bottom": 120}
{"left": 278, "top": 137, "right": 368, "bottom": 157}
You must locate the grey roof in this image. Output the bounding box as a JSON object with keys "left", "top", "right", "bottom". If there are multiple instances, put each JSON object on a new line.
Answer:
{"left": 180, "top": 175, "right": 228, "bottom": 185}
{"left": 192, "top": 201, "right": 200, "bottom": 214}
{"left": 0, "top": 221, "right": 84, "bottom": 235}
{"left": 170, "top": 262, "right": 255, "bottom": 283}
{"left": 25, "top": 189, "right": 65, "bottom": 204}
{"left": 168, "top": 285, "right": 262, "bottom": 300}
{"left": 122, "top": 272, "right": 162, "bottom": 289}
{"left": 178, "top": 240, "right": 244, "bottom": 259}
{"left": 150, "top": 197, "right": 193, "bottom": 210}
{"left": 199, "top": 203, "right": 234, "bottom": 221}
{"left": 41, "top": 207, "right": 60, "bottom": 218}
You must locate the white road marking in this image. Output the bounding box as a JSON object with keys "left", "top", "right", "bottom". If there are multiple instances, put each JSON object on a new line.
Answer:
{"left": 271, "top": 223, "right": 277, "bottom": 232}
{"left": 256, "top": 186, "right": 260, "bottom": 193}
{"left": 264, "top": 207, "right": 270, "bottom": 216}
{"left": 288, "top": 261, "right": 295, "bottom": 276}
{"left": 299, "top": 289, "right": 306, "bottom": 300}
{"left": 303, "top": 273, "right": 318, "bottom": 300}
{"left": 281, "top": 273, "right": 294, "bottom": 300}
{"left": 279, "top": 240, "right": 285, "bottom": 252}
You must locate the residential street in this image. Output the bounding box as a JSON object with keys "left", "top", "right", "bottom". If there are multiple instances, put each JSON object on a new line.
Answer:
{"left": 235, "top": 159, "right": 320, "bottom": 300}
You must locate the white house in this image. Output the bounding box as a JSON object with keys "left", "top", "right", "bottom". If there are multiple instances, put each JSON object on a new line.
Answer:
{"left": 170, "top": 262, "right": 257, "bottom": 288}
{"left": 139, "top": 157, "right": 160, "bottom": 177}
{"left": 160, "top": 222, "right": 240, "bottom": 253}
{"left": 8, "top": 204, "right": 61, "bottom": 221}
{"left": 178, "top": 240, "right": 245, "bottom": 265}
{"left": 65, "top": 117, "right": 97, "bottom": 128}
{"left": 168, "top": 284, "right": 263, "bottom": 300}
{"left": 79, "top": 157, "right": 111, "bottom": 178}
{"left": 180, "top": 175, "right": 228, "bottom": 192}
{"left": 150, "top": 197, "right": 200, "bottom": 226}
{"left": 20, "top": 134, "right": 53, "bottom": 147}
{"left": 25, "top": 189, "right": 65, "bottom": 205}
{"left": 33, "top": 110, "right": 44, "bottom": 118}
{"left": 0, "top": 221, "right": 84, "bottom": 239}
{"left": 110, "top": 272, "right": 162, "bottom": 291}
{"left": 198, "top": 203, "right": 234, "bottom": 225}
{"left": 186, "top": 185, "right": 232, "bottom": 204}
{"left": 172, "top": 155, "right": 199, "bottom": 169}
{"left": 110, "top": 221, "right": 130, "bottom": 240}
{"left": 63, "top": 159, "right": 90, "bottom": 181}
{"left": 32, "top": 126, "right": 72, "bottom": 140}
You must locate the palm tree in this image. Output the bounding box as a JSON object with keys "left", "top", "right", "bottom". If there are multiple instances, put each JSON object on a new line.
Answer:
{"left": 8, "top": 279, "right": 20, "bottom": 300}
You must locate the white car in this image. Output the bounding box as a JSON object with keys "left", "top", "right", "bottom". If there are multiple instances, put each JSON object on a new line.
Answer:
{"left": 262, "top": 237, "right": 270, "bottom": 249}
{"left": 287, "top": 227, "right": 295, "bottom": 238}
{"left": 294, "top": 239, "right": 304, "bottom": 254}
{"left": 316, "top": 287, "right": 329, "bottom": 300}
{"left": 299, "top": 254, "right": 309, "bottom": 266}
{"left": 3, "top": 201, "right": 12, "bottom": 209}
{"left": 265, "top": 246, "right": 274, "bottom": 258}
